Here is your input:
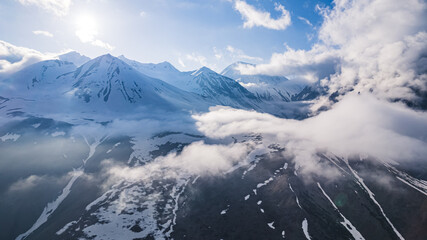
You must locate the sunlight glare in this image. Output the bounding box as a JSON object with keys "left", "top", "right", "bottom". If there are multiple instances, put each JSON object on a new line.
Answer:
{"left": 75, "top": 14, "right": 98, "bottom": 43}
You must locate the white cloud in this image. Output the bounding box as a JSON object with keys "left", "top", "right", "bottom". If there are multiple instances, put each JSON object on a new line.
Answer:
{"left": 226, "top": 45, "right": 263, "bottom": 61}
{"left": 139, "top": 11, "right": 146, "bottom": 17}
{"left": 193, "top": 93, "right": 427, "bottom": 178}
{"left": 75, "top": 15, "right": 114, "bottom": 51}
{"left": 236, "top": 44, "right": 339, "bottom": 82}
{"left": 186, "top": 53, "right": 208, "bottom": 67}
{"left": 297, "top": 16, "right": 312, "bottom": 26}
{"left": 33, "top": 30, "right": 53, "bottom": 37}
{"left": 159, "top": 141, "right": 250, "bottom": 175}
{"left": 8, "top": 175, "right": 45, "bottom": 192}
{"left": 0, "top": 40, "right": 74, "bottom": 76}
{"left": 236, "top": 0, "right": 427, "bottom": 104}
{"left": 104, "top": 141, "right": 251, "bottom": 184}
{"left": 0, "top": 40, "right": 51, "bottom": 75}
{"left": 17, "top": 0, "right": 72, "bottom": 16}
{"left": 234, "top": 1, "right": 291, "bottom": 30}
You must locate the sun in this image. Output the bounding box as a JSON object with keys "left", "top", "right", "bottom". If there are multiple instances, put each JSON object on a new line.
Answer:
{"left": 75, "top": 14, "right": 98, "bottom": 43}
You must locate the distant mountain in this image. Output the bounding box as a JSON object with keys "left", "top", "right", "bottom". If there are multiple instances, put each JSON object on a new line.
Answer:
{"left": 0, "top": 55, "right": 213, "bottom": 116}
{"left": 118, "top": 56, "right": 261, "bottom": 109}
{"left": 221, "top": 62, "right": 306, "bottom": 102}
{"left": 118, "top": 55, "right": 181, "bottom": 81}
{"left": 291, "top": 85, "right": 323, "bottom": 101}
{"left": 58, "top": 51, "right": 91, "bottom": 67}
{"left": 0, "top": 54, "right": 312, "bottom": 118}
{"left": 0, "top": 60, "right": 76, "bottom": 98}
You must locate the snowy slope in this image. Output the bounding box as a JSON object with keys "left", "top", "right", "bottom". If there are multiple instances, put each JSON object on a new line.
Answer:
{"left": 66, "top": 54, "right": 212, "bottom": 112}
{"left": 221, "top": 62, "right": 306, "bottom": 102}
{"left": 118, "top": 55, "right": 182, "bottom": 82}
{"left": 0, "top": 60, "right": 76, "bottom": 98}
{"left": 186, "top": 66, "right": 260, "bottom": 108}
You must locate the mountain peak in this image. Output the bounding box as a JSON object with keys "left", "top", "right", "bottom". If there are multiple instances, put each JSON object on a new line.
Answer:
{"left": 156, "top": 61, "right": 178, "bottom": 71}
{"left": 192, "top": 66, "right": 216, "bottom": 76}
{"left": 100, "top": 53, "right": 114, "bottom": 59}
{"left": 91, "top": 54, "right": 125, "bottom": 66}
{"left": 58, "top": 51, "right": 90, "bottom": 67}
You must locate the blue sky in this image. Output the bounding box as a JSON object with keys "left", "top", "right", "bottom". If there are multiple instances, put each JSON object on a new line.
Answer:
{"left": 0, "top": 0, "right": 332, "bottom": 71}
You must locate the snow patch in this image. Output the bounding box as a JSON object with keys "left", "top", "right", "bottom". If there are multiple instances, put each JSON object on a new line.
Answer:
{"left": 302, "top": 219, "right": 311, "bottom": 240}
{"left": 257, "top": 177, "right": 274, "bottom": 188}
{"left": 17, "top": 169, "right": 84, "bottom": 240}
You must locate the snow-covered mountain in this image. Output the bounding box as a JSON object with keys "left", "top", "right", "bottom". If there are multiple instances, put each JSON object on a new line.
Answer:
{"left": 58, "top": 51, "right": 91, "bottom": 67}
{"left": 0, "top": 55, "right": 214, "bottom": 117}
{"left": 221, "top": 62, "right": 306, "bottom": 102}
{"left": 0, "top": 60, "right": 76, "bottom": 98}
{"left": 118, "top": 56, "right": 261, "bottom": 109}
{"left": 118, "top": 55, "right": 181, "bottom": 81}
{"left": 69, "top": 54, "right": 201, "bottom": 111}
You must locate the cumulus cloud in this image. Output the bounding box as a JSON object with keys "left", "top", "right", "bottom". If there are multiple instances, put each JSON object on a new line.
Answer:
{"left": 236, "top": 0, "right": 427, "bottom": 104}
{"left": 236, "top": 44, "right": 339, "bottom": 82}
{"left": 193, "top": 93, "right": 427, "bottom": 177}
{"left": 33, "top": 30, "right": 53, "bottom": 37}
{"left": 17, "top": 0, "right": 72, "bottom": 16}
{"left": 106, "top": 141, "right": 251, "bottom": 183}
{"left": 234, "top": 1, "right": 291, "bottom": 30}
{"left": 0, "top": 40, "right": 52, "bottom": 75}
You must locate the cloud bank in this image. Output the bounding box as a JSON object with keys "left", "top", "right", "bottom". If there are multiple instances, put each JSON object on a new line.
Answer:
{"left": 193, "top": 93, "right": 427, "bottom": 177}
{"left": 96, "top": 93, "right": 427, "bottom": 182}
{"left": 106, "top": 141, "right": 251, "bottom": 183}
{"left": 0, "top": 40, "right": 52, "bottom": 76}
{"left": 236, "top": 0, "right": 427, "bottom": 104}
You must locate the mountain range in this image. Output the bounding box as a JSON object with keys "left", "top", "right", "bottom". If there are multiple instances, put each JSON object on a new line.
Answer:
{"left": 0, "top": 51, "right": 425, "bottom": 240}
{"left": 0, "top": 52, "right": 315, "bottom": 118}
